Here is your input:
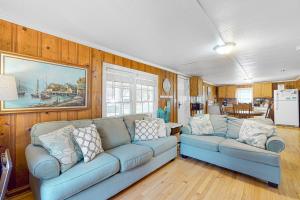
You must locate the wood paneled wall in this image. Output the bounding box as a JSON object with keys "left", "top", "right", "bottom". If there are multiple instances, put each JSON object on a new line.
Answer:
{"left": 0, "top": 19, "right": 177, "bottom": 193}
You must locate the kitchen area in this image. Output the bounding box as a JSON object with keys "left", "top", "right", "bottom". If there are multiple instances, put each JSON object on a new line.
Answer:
{"left": 189, "top": 76, "right": 300, "bottom": 127}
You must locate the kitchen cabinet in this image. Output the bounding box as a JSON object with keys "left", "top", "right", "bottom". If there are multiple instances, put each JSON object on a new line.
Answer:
{"left": 226, "top": 86, "right": 237, "bottom": 98}
{"left": 190, "top": 76, "right": 203, "bottom": 97}
{"left": 253, "top": 82, "right": 272, "bottom": 98}
{"left": 218, "top": 86, "right": 226, "bottom": 98}
{"left": 217, "top": 85, "right": 236, "bottom": 99}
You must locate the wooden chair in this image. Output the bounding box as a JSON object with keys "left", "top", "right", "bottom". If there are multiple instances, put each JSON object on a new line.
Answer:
{"left": 265, "top": 101, "right": 274, "bottom": 121}
{"left": 233, "top": 103, "right": 251, "bottom": 118}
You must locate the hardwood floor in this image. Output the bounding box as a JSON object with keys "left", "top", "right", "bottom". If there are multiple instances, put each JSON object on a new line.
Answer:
{"left": 8, "top": 126, "right": 300, "bottom": 200}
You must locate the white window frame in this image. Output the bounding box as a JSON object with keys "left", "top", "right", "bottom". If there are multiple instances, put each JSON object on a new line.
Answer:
{"left": 102, "top": 62, "right": 158, "bottom": 117}
{"left": 236, "top": 88, "right": 253, "bottom": 103}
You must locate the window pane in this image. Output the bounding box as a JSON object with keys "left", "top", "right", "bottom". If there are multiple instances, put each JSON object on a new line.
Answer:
{"left": 148, "top": 88, "right": 153, "bottom": 101}
{"left": 136, "top": 89, "right": 141, "bottom": 101}
{"left": 149, "top": 102, "right": 153, "bottom": 112}
{"left": 136, "top": 103, "right": 142, "bottom": 114}
{"left": 142, "top": 86, "right": 148, "bottom": 101}
{"left": 106, "top": 86, "right": 113, "bottom": 102}
{"left": 237, "top": 88, "right": 252, "bottom": 103}
{"left": 143, "top": 102, "right": 149, "bottom": 113}
{"left": 115, "top": 81, "right": 122, "bottom": 87}
{"left": 107, "top": 103, "right": 115, "bottom": 116}
{"left": 123, "top": 103, "right": 131, "bottom": 115}
{"left": 114, "top": 87, "right": 121, "bottom": 102}
{"left": 115, "top": 103, "right": 121, "bottom": 116}
{"left": 123, "top": 88, "right": 130, "bottom": 102}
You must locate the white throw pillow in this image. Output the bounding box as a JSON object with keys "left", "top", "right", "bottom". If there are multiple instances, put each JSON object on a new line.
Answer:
{"left": 134, "top": 120, "right": 159, "bottom": 141}
{"left": 189, "top": 115, "right": 214, "bottom": 135}
{"left": 237, "top": 119, "right": 275, "bottom": 149}
{"left": 144, "top": 117, "right": 167, "bottom": 138}
{"left": 72, "top": 124, "right": 104, "bottom": 162}
{"left": 39, "top": 125, "right": 82, "bottom": 173}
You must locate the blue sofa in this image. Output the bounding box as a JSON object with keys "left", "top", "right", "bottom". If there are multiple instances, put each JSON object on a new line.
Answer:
{"left": 25, "top": 114, "right": 177, "bottom": 200}
{"left": 180, "top": 115, "right": 285, "bottom": 187}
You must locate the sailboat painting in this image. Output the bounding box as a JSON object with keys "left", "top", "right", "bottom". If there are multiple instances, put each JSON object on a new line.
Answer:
{"left": 0, "top": 53, "right": 88, "bottom": 112}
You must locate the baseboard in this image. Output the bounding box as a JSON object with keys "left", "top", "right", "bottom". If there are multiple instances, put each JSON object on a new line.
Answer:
{"left": 6, "top": 185, "right": 30, "bottom": 197}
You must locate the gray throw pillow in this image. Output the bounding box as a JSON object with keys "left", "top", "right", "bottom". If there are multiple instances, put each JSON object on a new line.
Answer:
{"left": 72, "top": 124, "right": 104, "bottom": 162}
{"left": 93, "top": 118, "right": 131, "bottom": 150}
{"left": 39, "top": 125, "right": 82, "bottom": 173}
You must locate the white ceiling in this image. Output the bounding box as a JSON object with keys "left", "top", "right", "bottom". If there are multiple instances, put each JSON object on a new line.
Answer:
{"left": 1, "top": 0, "right": 300, "bottom": 85}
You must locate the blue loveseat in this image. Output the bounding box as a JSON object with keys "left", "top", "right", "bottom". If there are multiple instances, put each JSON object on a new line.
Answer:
{"left": 25, "top": 114, "right": 177, "bottom": 200}
{"left": 180, "top": 115, "right": 285, "bottom": 187}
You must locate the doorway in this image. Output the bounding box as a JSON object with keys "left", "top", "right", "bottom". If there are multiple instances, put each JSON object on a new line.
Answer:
{"left": 177, "top": 75, "right": 190, "bottom": 124}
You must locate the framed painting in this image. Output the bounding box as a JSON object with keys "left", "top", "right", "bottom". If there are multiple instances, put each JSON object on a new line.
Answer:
{"left": 0, "top": 53, "right": 88, "bottom": 113}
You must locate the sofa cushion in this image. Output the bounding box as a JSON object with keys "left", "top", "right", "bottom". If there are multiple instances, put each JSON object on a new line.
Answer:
{"left": 107, "top": 144, "right": 153, "bottom": 172}
{"left": 210, "top": 115, "right": 227, "bottom": 137}
{"left": 123, "top": 114, "right": 147, "bottom": 140}
{"left": 93, "top": 117, "right": 131, "bottom": 150}
{"left": 134, "top": 136, "right": 177, "bottom": 156}
{"left": 180, "top": 134, "right": 226, "bottom": 152}
{"left": 31, "top": 120, "right": 93, "bottom": 146}
{"left": 226, "top": 117, "right": 244, "bottom": 139}
{"left": 40, "top": 153, "right": 119, "bottom": 200}
{"left": 219, "top": 139, "right": 280, "bottom": 167}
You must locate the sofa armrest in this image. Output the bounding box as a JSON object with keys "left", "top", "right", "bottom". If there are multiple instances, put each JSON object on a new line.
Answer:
{"left": 181, "top": 125, "right": 191, "bottom": 135}
{"left": 25, "top": 144, "right": 60, "bottom": 180}
{"left": 266, "top": 136, "right": 285, "bottom": 153}
{"left": 166, "top": 126, "right": 171, "bottom": 136}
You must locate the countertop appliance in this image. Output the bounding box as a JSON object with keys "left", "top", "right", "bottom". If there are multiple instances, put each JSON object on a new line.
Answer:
{"left": 274, "top": 89, "right": 299, "bottom": 127}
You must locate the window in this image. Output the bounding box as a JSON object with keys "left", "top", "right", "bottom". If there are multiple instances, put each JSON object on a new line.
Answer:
{"left": 236, "top": 88, "right": 253, "bottom": 103}
{"left": 103, "top": 63, "right": 158, "bottom": 117}
{"left": 105, "top": 81, "right": 131, "bottom": 117}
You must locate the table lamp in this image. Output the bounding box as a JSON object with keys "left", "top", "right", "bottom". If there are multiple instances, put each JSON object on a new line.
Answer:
{"left": 0, "top": 75, "right": 17, "bottom": 199}
{"left": 0, "top": 75, "right": 18, "bottom": 101}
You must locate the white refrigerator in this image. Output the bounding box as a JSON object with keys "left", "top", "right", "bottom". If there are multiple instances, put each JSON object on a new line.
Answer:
{"left": 274, "top": 89, "right": 299, "bottom": 127}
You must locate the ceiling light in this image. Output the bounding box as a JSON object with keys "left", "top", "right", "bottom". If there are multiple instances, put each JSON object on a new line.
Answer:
{"left": 213, "top": 42, "right": 236, "bottom": 55}
{"left": 281, "top": 68, "right": 287, "bottom": 73}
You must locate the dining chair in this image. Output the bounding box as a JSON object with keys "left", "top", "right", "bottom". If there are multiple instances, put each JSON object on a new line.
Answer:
{"left": 233, "top": 103, "right": 251, "bottom": 118}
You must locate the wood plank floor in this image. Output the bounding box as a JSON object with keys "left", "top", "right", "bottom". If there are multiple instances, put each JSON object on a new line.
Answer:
{"left": 8, "top": 126, "right": 300, "bottom": 200}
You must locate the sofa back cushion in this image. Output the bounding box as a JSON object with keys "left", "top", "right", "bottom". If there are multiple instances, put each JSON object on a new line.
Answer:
{"left": 226, "top": 117, "right": 244, "bottom": 139}
{"left": 209, "top": 115, "right": 227, "bottom": 137}
{"left": 93, "top": 117, "right": 131, "bottom": 150}
{"left": 189, "top": 115, "right": 214, "bottom": 135}
{"left": 31, "top": 119, "right": 93, "bottom": 146}
{"left": 123, "top": 114, "right": 148, "bottom": 140}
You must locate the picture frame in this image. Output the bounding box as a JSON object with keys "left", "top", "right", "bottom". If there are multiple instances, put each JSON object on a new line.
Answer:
{"left": 0, "top": 52, "right": 88, "bottom": 113}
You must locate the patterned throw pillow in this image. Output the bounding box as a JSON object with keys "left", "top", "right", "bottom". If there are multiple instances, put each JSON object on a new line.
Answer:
{"left": 189, "top": 115, "right": 214, "bottom": 135}
{"left": 72, "top": 124, "right": 104, "bottom": 162}
{"left": 39, "top": 125, "right": 82, "bottom": 173}
{"left": 144, "top": 117, "right": 167, "bottom": 138}
{"left": 134, "top": 120, "right": 159, "bottom": 141}
{"left": 237, "top": 119, "right": 275, "bottom": 149}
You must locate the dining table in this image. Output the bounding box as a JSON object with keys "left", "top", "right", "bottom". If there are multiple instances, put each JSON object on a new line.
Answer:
{"left": 223, "top": 106, "right": 265, "bottom": 117}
